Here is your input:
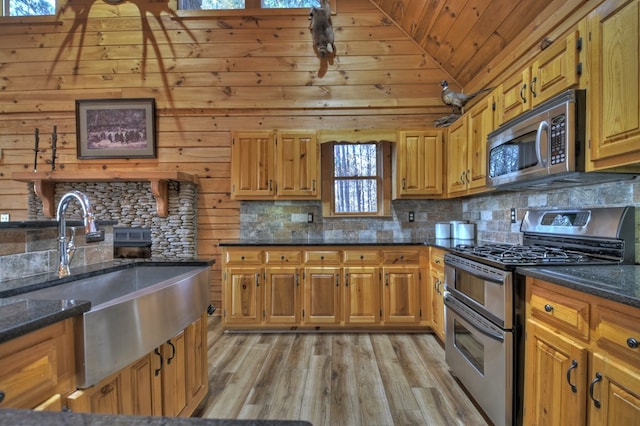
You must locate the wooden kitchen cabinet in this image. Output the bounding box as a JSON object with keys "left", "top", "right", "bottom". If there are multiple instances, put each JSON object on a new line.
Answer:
{"left": 524, "top": 277, "right": 640, "bottom": 426}
{"left": 446, "top": 117, "right": 468, "bottom": 196}
{"left": 429, "top": 247, "right": 446, "bottom": 342}
{"left": 393, "top": 130, "right": 444, "bottom": 198}
{"left": 276, "top": 131, "right": 320, "bottom": 198}
{"left": 496, "top": 30, "right": 581, "bottom": 125}
{"left": 0, "top": 318, "right": 76, "bottom": 410}
{"left": 583, "top": 0, "right": 640, "bottom": 169}
{"left": 66, "top": 367, "right": 133, "bottom": 415}
{"left": 231, "top": 130, "right": 321, "bottom": 200}
{"left": 223, "top": 246, "right": 432, "bottom": 331}
{"left": 231, "top": 131, "right": 276, "bottom": 199}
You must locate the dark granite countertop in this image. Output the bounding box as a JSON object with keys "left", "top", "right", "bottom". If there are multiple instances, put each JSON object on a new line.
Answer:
{"left": 517, "top": 265, "right": 640, "bottom": 309}
{"left": 0, "top": 259, "right": 215, "bottom": 343}
{"left": 219, "top": 237, "right": 470, "bottom": 249}
{"left": 0, "top": 220, "right": 118, "bottom": 229}
{"left": 0, "top": 409, "right": 311, "bottom": 426}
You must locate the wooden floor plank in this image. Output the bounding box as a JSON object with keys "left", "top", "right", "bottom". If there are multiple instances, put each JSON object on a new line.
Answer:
{"left": 201, "top": 318, "right": 489, "bottom": 425}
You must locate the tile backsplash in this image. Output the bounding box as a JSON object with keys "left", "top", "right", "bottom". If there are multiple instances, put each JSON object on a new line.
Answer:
{"left": 239, "top": 178, "right": 640, "bottom": 263}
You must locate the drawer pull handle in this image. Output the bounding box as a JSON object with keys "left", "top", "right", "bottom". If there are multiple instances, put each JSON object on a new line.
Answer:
{"left": 627, "top": 337, "right": 639, "bottom": 349}
{"left": 589, "top": 372, "right": 602, "bottom": 408}
{"left": 166, "top": 340, "right": 176, "bottom": 365}
{"left": 566, "top": 360, "right": 578, "bottom": 393}
{"left": 544, "top": 304, "right": 553, "bottom": 312}
{"left": 154, "top": 348, "right": 163, "bottom": 376}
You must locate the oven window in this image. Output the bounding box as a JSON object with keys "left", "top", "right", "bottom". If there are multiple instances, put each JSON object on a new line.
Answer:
{"left": 489, "top": 131, "right": 538, "bottom": 178}
{"left": 456, "top": 271, "right": 486, "bottom": 305}
{"left": 454, "top": 318, "right": 484, "bottom": 374}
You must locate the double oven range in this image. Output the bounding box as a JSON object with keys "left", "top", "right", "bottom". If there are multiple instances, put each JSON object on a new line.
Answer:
{"left": 443, "top": 207, "right": 635, "bottom": 426}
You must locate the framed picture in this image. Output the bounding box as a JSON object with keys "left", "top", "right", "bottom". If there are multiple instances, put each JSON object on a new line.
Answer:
{"left": 76, "top": 98, "right": 156, "bottom": 159}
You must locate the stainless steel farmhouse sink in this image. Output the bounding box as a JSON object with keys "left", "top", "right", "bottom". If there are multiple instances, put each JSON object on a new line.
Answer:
{"left": 20, "top": 265, "right": 210, "bottom": 388}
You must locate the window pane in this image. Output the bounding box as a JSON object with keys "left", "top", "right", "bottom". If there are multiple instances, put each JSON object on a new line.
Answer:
{"left": 261, "top": 0, "right": 314, "bottom": 7}
{"left": 180, "top": 0, "right": 244, "bottom": 10}
{"left": 333, "top": 144, "right": 377, "bottom": 177}
{"left": 334, "top": 179, "right": 378, "bottom": 213}
{"left": 9, "top": 0, "right": 55, "bottom": 16}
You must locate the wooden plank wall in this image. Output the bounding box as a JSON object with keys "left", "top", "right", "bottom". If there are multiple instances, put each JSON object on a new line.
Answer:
{"left": 0, "top": 0, "right": 449, "bottom": 308}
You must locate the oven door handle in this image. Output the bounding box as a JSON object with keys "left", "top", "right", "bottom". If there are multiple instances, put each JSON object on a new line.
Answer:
{"left": 444, "top": 291, "right": 504, "bottom": 343}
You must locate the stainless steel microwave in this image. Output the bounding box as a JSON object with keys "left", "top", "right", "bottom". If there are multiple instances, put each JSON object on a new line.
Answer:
{"left": 486, "top": 89, "right": 636, "bottom": 190}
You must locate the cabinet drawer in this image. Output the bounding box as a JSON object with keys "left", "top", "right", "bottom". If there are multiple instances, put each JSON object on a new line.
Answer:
{"left": 304, "top": 250, "right": 341, "bottom": 265}
{"left": 265, "top": 250, "right": 302, "bottom": 264}
{"left": 594, "top": 304, "right": 640, "bottom": 366}
{"left": 383, "top": 250, "right": 420, "bottom": 265}
{"left": 430, "top": 248, "right": 445, "bottom": 271}
{"left": 529, "top": 285, "right": 590, "bottom": 340}
{"left": 343, "top": 250, "right": 380, "bottom": 264}
{"left": 225, "top": 250, "right": 262, "bottom": 265}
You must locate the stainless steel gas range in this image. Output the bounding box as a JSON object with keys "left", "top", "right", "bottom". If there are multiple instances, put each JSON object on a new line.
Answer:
{"left": 443, "top": 207, "right": 635, "bottom": 426}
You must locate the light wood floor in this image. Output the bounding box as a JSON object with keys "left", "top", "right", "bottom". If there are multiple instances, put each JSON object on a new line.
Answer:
{"left": 197, "top": 317, "right": 489, "bottom": 426}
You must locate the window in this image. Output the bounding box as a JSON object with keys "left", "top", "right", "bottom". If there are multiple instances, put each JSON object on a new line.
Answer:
{"left": 179, "top": 0, "right": 319, "bottom": 11}
{"left": 3, "top": 0, "right": 55, "bottom": 16}
{"left": 321, "top": 141, "right": 391, "bottom": 217}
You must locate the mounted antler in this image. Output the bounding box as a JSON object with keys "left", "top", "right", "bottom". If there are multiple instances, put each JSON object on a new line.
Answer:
{"left": 309, "top": 0, "right": 335, "bottom": 58}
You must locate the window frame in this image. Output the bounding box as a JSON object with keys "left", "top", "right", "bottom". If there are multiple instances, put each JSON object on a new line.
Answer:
{"left": 321, "top": 140, "right": 392, "bottom": 218}
{"left": 175, "top": 0, "right": 336, "bottom": 17}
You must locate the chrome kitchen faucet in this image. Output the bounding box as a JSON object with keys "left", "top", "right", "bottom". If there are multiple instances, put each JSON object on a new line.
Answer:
{"left": 57, "top": 190, "right": 103, "bottom": 278}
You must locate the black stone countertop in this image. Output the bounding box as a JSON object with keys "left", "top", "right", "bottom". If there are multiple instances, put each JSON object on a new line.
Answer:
{"left": 517, "top": 264, "right": 640, "bottom": 309}
{"left": 0, "top": 220, "right": 118, "bottom": 229}
{"left": 219, "top": 237, "right": 471, "bottom": 249}
{"left": 0, "top": 409, "right": 311, "bottom": 426}
{"left": 0, "top": 259, "right": 215, "bottom": 343}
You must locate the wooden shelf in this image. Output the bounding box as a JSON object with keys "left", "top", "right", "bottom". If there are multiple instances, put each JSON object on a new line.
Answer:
{"left": 12, "top": 171, "right": 200, "bottom": 218}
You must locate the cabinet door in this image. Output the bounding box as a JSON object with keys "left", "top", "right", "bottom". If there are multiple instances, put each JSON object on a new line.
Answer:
{"left": 265, "top": 267, "right": 300, "bottom": 324}
{"left": 446, "top": 117, "right": 468, "bottom": 196}
{"left": 277, "top": 131, "right": 319, "bottom": 198}
{"left": 184, "top": 314, "right": 207, "bottom": 409}
{"left": 303, "top": 267, "right": 341, "bottom": 325}
{"left": 231, "top": 131, "right": 275, "bottom": 199}
{"left": 343, "top": 267, "right": 380, "bottom": 324}
{"left": 161, "top": 333, "right": 187, "bottom": 417}
{"left": 586, "top": 0, "right": 640, "bottom": 165}
{"left": 382, "top": 267, "right": 420, "bottom": 324}
{"left": 466, "top": 94, "right": 494, "bottom": 191}
{"left": 430, "top": 269, "right": 445, "bottom": 341}
{"left": 497, "top": 67, "right": 531, "bottom": 125}
{"left": 523, "top": 320, "right": 588, "bottom": 426}
{"left": 589, "top": 352, "right": 640, "bottom": 425}
{"left": 394, "top": 130, "right": 443, "bottom": 198}
{"left": 224, "top": 267, "right": 262, "bottom": 325}
{"left": 530, "top": 31, "right": 580, "bottom": 107}
{"left": 129, "top": 352, "right": 162, "bottom": 416}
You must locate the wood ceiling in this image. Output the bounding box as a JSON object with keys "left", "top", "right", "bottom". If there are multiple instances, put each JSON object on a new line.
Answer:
{"left": 369, "top": 0, "right": 555, "bottom": 88}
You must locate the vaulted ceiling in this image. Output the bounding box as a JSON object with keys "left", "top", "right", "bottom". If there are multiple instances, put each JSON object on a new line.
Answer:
{"left": 370, "top": 0, "right": 555, "bottom": 88}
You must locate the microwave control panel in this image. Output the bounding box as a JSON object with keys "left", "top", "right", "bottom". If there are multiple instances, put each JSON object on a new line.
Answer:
{"left": 550, "top": 114, "right": 566, "bottom": 165}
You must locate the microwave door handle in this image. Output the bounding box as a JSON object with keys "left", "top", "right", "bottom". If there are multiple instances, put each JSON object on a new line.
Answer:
{"left": 535, "top": 120, "right": 550, "bottom": 167}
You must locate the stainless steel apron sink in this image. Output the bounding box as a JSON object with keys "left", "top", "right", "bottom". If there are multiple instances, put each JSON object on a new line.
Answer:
{"left": 20, "top": 265, "right": 210, "bottom": 388}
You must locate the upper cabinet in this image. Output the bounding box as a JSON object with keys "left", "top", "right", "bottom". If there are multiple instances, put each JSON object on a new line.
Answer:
{"left": 497, "top": 31, "right": 582, "bottom": 125}
{"left": 231, "top": 130, "right": 320, "bottom": 200}
{"left": 446, "top": 92, "right": 496, "bottom": 197}
{"left": 583, "top": 0, "right": 640, "bottom": 169}
{"left": 393, "top": 130, "right": 444, "bottom": 199}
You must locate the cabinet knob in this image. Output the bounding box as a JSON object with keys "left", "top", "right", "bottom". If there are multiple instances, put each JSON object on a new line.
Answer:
{"left": 320, "top": 256, "right": 324, "bottom": 260}
{"left": 360, "top": 255, "right": 364, "bottom": 260}
{"left": 544, "top": 304, "right": 553, "bottom": 312}
{"left": 241, "top": 256, "right": 245, "bottom": 260}
{"left": 0, "top": 391, "right": 4, "bottom": 404}
{"left": 627, "top": 337, "right": 639, "bottom": 349}
{"left": 281, "top": 255, "right": 285, "bottom": 260}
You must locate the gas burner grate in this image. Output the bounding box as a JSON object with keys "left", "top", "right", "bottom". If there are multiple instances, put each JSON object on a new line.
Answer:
{"left": 454, "top": 243, "right": 601, "bottom": 265}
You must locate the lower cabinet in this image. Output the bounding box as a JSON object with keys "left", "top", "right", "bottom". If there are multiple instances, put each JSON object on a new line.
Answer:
{"left": 0, "top": 318, "right": 76, "bottom": 411}
{"left": 429, "top": 247, "right": 446, "bottom": 341}
{"left": 67, "top": 313, "right": 207, "bottom": 417}
{"left": 524, "top": 278, "right": 640, "bottom": 425}
{"left": 223, "top": 246, "right": 431, "bottom": 330}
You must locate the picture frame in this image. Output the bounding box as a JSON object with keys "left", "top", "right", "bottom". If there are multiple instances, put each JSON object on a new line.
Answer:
{"left": 76, "top": 98, "right": 157, "bottom": 159}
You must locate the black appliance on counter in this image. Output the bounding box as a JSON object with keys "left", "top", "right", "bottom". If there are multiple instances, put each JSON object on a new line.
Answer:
{"left": 443, "top": 206, "right": 635, "bottom": 426}
{"left": 113, "top": 227, "right": 152, "bottom": 259}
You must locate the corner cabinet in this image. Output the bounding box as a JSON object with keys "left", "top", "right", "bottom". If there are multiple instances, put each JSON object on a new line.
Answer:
{"left": 524, "top": 277, "right": 640, "bottom": 425}
{"left": 393, "top": 130, "right": 444, "bottom": 199}
{"left": 583, "top": 0, "right": 640, "bottom": 169}
{"left": 222, "top": 246, "right": 431, "bottom": 331}
{"left": 231, "top": 130, "right": 320, "bottom": 200}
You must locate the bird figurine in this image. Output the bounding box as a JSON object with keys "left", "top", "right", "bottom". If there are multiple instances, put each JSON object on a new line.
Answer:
{"left": 309, "top": 0, "right": 335, "bottom": 58}
{"left": 440, "top": 80, "right": 492, "bottom": 113}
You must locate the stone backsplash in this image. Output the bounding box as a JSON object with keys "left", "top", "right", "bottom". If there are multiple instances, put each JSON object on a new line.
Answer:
{"left": 239, "top": 179, "right": 640, "bottom": 263}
